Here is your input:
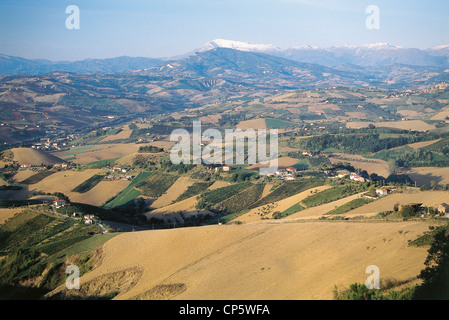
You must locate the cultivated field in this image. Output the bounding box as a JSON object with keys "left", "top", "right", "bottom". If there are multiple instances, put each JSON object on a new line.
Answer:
{"left": 406, "top": 139, "right": 442, "bottom": 149}
{"left": 48, "top": 220, "right": 430, "bottom": 300}
{"left": 53, "top": 143, "right": 150, "bottom": 165}
{"left": 12, "top": 169, "right": 38, "bottom": 183}
{"left": 343, "top": 190, "right": 449, "bottom": 216}
{"left": 247, "top": 156, "right": 301, "bottom": 170}
{"left": 0, "top": 208, "right": 21, "bottom": 225}
{"left": 150, "top": 177, "right": 195, "bottom": 209}
{"left": 329, "top": 153, "right": 390, "bottom": 178}
{"left": 28, "top": 169, "right": 102, "bottom": 195}
{"left": 403, "top": 167, "right": 449, "bottom": 187}
{"left": 5, "top": 148, "right": 66, "bottom": 166}
{"left": 286, "top": 192, "right": 368, "bottom": 220}
{"left": 235, "top": 185, "right": 332, "bottom": 223}
{"left": 236, "top": 119, "right": 267, "bottom": 130}
{"left": 346, "top": 120, "right": 436, "bottom": 132}
{"left": 101, "top": 126, "right": 133, "bottom": 142}
{"left": 70, "top": 180, "right": 131, "bottom": 207}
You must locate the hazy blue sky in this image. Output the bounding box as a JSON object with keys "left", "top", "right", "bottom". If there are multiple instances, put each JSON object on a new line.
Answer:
{"left": 1, "top": 0, "right": 448, "bottom": 61}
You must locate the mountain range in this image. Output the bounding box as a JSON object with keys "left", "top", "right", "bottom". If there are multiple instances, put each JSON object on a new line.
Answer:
{"left": 1, "top": 39, "right": 449, "bottom": 75}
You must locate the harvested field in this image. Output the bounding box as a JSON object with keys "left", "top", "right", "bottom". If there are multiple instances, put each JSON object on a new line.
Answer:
{"left": 29, "top": 169, "right": 101, "bottom": 195}
{"left": 101, "top": 127, "right": 133, "bottom": 142}
{"left": 236, "top": 119, "right": 267, "bottom": 130}
{"left": 5, "top": 148, "right": 66, "bottom": 166}
{"left": 53, "top": 143, "right": 150, "bottom": 165}
{"left": 344, "top": 190, "right": 449, "bottom": 216}
{"left": 346, "top": 120, "right": 435, "bottom": 132}
{"left": 150, "top": 177, "right": 195, "bottom": 209}
{"left": 286, "top": 192, "right": 368, "bottom": 220}
{"left": 431, "top": 110, "right": 449, "bottom": 121}
{"left": 234, "top": 185, "right": 332, "bottom": 223}
{"left": 13, "top": 169, "right": 38, "bottom": 183}
{"left": 329, "top": 153, "right": 390, "bottom": 178}
{"left": 0, "top": 208, "right": 21, "bottom": 225}
{"left": 67, "top": 220, "right": 430, "bottom": 300}
{"left": 406, "top": 139, "right": 442, "bottom": 149}
{"left": 144, "top": 195, "right": 212, "bottom": 225}
{"left": 69, "top": 180, "right": 131, "bottom": 207}
{"left": 247, "top": 156, "right": 300, "bottom": 170}
{"left": 207, "top": 181, "right": 232, "bottom": 191}
{"left": 403, "top": 167, "right": 449, "bottom": 188}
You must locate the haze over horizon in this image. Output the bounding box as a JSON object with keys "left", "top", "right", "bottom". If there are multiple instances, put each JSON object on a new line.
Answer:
{"left": 1, "top": 0, "right": 448, "bottom": 61}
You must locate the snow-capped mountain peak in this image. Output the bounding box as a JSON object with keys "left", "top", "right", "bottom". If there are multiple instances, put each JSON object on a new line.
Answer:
{"left": 199, "top": 39, "right": 279, "bottom": 53}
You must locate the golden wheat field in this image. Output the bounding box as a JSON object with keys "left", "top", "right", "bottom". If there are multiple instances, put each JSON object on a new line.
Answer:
{"left": 101, "top": 126, "right": 133, "bottom": 142}
{"left": 346, "top": 120, "right": 435, "bottom": 132}
{"left": 344, "top": 190, "right": 449, "bottom": 216}
{"left": 0, "top": 208, "right": 21, "bottom": 225}
{"left": 28, "top": 169, "right": 101, "bottom": 195}
{"left": 69, "top": 180, "right": 131, "bottom": 207}
{"left": 47, "top": 220, "right": 430, "bottom": 300}
{"left": 234, "top": 185, "right": 332, "bottom": 223}
{"left": 404, "top": 167, "right": 449, "bottom": 187}
{"left": 328, "top": 153, "right": 390, "bottom": 178}
{"left": 150, "top": 176, "right": 194, "bottom": 209}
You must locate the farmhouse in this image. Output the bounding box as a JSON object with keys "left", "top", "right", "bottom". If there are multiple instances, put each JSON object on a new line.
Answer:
{"left": 286, "top": 167, "right": 297, "bottom": 173}
{"left": 436, "top": 203, "right": 449, "bottom": 215}
{"left": 337, "top": 170, "right": 350, "bottom": 178}
{"left": 222, "top": 165, "right": 232, "bottom": 172}
{"left": 376, "top": 188, "right": 388, "bottom": 197}
{"left": 53, "top": 200, "right": 68, "bottom": 209}
{"left": 83, "top": 214, "right": 96, "bottom": 225}
{"left": 350, "top": 172, "right": 366, "bottom": 183}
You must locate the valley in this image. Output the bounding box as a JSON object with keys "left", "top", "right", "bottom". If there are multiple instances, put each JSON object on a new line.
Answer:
{"left": 1, "top": 41, "right": 449, "bottom": 301}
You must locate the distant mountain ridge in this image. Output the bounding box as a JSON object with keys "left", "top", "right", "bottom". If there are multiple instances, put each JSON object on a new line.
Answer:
{"left": 0, "top": 55, "right": 163, "bottom": 75}
{"left": 1, "top": 39, "right": 449, "bottom": 75}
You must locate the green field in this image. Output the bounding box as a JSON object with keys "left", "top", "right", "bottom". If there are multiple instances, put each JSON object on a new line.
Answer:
{"left": 265, "top": 118, "right": 295, "bottom": 129}
{"left": 136, "top": 174, "right": 179, "bottom": 198}
{"left": 196, "top": 182, "right": 252, "bottom": 210}
{"left": 103, "top": 172, "right": 151, "bottom": 208}
{"left": 176, "top": 181, "right": 214, "bottom": 202}
{"left": 279, "top": 202, "right": 304, "bottom": 218}
{"left": 302, "top": 185, "right": 362, "bottom": 207}
{"left": 249, "top": 179, "right": 325, "bottom": 209}
{"left": 0, "top": 209, "right": 105, "bottom": 299}
{"left": 217, "top": 183, "right": 266, "bottom": 214}
{"left": 85, "top": 158, "right": 120, "bottom": 168}
{"left": 325, "top": 198, "right": 372, "bottom": 215}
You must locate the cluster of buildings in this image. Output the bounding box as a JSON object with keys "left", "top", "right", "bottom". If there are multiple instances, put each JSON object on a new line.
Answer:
{"left": 53, "top": 199, "right": 69, "bottom": 209}
{"left": 83, "top": 214, "right": 99, "bottom": 226}
{"left": 31, "top": 134, "right": 81, "bottom": 151}
{"left": 333, "top": 170, "right": 369, "bottom": 183}
{"left": 104, "top": 166, "right": 134, "bottom": 181}
{"left": 267, "top": 167, "right": 297, "bottom": 181}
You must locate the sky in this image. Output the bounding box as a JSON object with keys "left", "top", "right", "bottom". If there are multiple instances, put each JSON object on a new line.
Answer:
{"left": 0, "top": 0, "right": 448, "bottom": 61}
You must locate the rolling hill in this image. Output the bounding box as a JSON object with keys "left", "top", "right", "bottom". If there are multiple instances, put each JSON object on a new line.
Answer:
{"left": 46, "top": 220, "right": 430, "bottom": 300}
{"left": 2, "top": 148, "right": 66, "bottom": 166}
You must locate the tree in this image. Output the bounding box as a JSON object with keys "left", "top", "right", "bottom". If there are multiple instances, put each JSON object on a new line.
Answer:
{"left": 388, "top": 159, "right": 399, "bottom": 175}
{"left": 393, "top": 203, "right": 399, "bottom": 212}
{"left": 368, "top": 186, "right": 377, "bottom": 198}
{"left": 400, "top": 205, "right": 415, "bottom": 219}
{"left": 414, "top": 229, "right": 449, "bottom": 300}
